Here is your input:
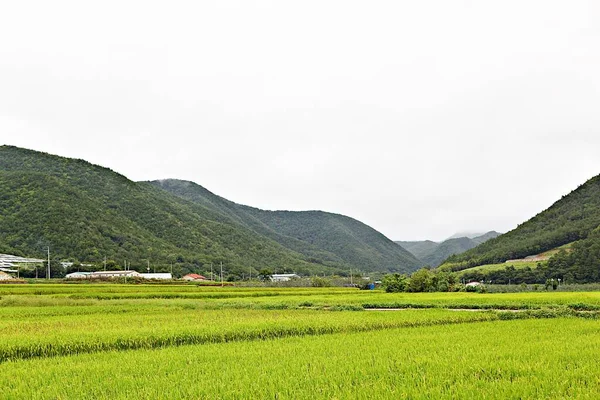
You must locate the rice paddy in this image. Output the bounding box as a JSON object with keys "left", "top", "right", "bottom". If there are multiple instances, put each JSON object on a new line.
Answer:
{"left": 1, "top": 284, "right": 599, "bottom": 399}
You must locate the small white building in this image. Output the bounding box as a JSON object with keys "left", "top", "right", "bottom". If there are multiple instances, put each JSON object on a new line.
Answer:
{"left": 465, "top": 281, "right": 483, "bottom": 287}
{"left": 64, "top": 272, "right": 92, "bottom": 279}
{"left": 140, "top": 273, "right": 172, "bottom": 280}
{"left": 270, "top": 273, "right": 300, "bottom": 282}
{"left": 0, "top": 254, "right": 45, "bottom": 264}
{"left": 90, "top": 270, "right": 141, "bottom": 279}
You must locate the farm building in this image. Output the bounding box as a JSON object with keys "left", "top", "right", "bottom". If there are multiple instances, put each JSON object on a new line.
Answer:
{"left": 68, "top": 271, "right": 172, "bottom": 280}
{"left": 89, "top": 270, "right": 141, "bottom": 279}
{"left": 465, "top": 282, "right": 482, "bottom": 287}
{"left": 271, "top": 273, "right": 300, "bottom": 282}
{"left": 64, "top": 272, "right": 92, "bottom": 279}
{"left": 140, "top": 273, "right": 172, "bottom": 280}
{"left": 0, "top": 254, "right": 45, "bottom": 269}
{"left": 182, "top": 273, "right": 207, "bottom": 281}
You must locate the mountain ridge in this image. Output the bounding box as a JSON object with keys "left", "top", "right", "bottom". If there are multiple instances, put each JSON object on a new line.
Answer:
{"left": 0, "top": 145, "right": 421, "bottom": 277}
{"left": 396, "top": 231, "right": 501, "bottom": 267}
{"left": 150, "top": 179, "right": 422, "bottom": 273}
{"left": 440, "top": 174, "right": 600, "bottom": 271}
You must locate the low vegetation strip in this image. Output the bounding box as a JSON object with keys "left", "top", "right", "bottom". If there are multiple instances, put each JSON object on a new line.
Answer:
{"left": 0, "top": 309, "right": 497, "bottom": 363}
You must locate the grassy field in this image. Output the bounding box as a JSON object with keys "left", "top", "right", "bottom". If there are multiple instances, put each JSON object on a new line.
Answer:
{"left": 456, "top": 260, "right": 544, "bottom": 275}
{"left": 1, "top": 284, "right": 600, "bottom": 398}
{"left": 455, "top": 242, "right": 576, "bottom": 276}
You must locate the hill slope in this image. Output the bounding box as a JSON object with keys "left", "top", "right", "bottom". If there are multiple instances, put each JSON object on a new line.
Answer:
{"left": 150, "top": 179, "right": 422, "bottom": 273}
{"left": 442, "top": 174, "right": 600, "bottom": 271}
{"left": 394, "top": 240, "right": 438, "bottom": 261}
{"left": 396, "top": 232, "right": 500, "bottom": 267}
{"left": 0, "top": 146, "right": 421, "bottom": 276}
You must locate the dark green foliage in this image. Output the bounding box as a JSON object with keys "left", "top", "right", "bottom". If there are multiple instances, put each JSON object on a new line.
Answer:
{"left": 382, "top": 273, "right": 408, "bottom": 293}
{"left": 382, "top": 269, "right": 458, "bottom": 293}
{"left": 461, "top": 235, "right": 600, "bottom": 284}
{"left": 545, "top": 228, "right": 600, "bottom": 283}
{"left": 406, "top": 268, "right": 435, "bottom": 292}
{"left": 0, "top": 146, "right": 316, "bottom": 278}
{"left": 151, "top": 179, "right": 422, "bottom": 273}
{"left": 310, "top": 276, "right": 332, "bottom": 287}
{"left": 258, "top": 269, "right": 273, "bottom": 281}
{"left": 444, "top": 175, "right": 600, "bottom": 270}
{"left": 0, "top": 146, "right": 421, "bottom": 278}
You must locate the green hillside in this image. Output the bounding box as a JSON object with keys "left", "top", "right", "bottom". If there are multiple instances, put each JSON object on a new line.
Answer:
{"left": 547, "top": 230, "right": 600, "bottom": 283}
{"left": 422, "top": 237, "right": 481, "bottom": 267}
{"left": 151, "top": 179, "right": 422, "bottom": 273}
{"left": 442, "top": 174, "right": 600, "bottom": 272}
{"left": 0, "top": 146, "right": 421, "bottom": 277}
{"left": 396, "top": 232, "right": 500, "bottom": 267}
{"left": 394, "top": 240, "right": 438, "bottom": 261}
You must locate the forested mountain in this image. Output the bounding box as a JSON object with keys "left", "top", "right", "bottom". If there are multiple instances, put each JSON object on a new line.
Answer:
{"left": 396, "top": 232, "right": 500, "bottom": 267}
{"left": 547, "top": 227, "right": 600, "bottom": 283}
{"left": 442, "top": 174, "right": 600, "bottom": 271}
{"left": 0, "top": 146, "right": 421, "bottom": 277}
{"left": 471, "top": 231, "right": 502, "bottom": 244}
{"left": 394, "top": 240, "right": 438, "bottom": 261}
{"left": 151, "top": 179, "right": 421, "bottom": 273}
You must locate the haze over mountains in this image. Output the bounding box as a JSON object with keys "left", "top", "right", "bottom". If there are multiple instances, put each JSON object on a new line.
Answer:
{"left": 0, "top": 146, "right": 421, "bottom": 277}
{"left": 396, "top": 231, "right": 501, "bottom": 267}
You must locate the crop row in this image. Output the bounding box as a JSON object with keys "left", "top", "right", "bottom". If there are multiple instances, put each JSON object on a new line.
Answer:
{"left": 2, "top": 318, "right": 599, "bottom": 399}
{"left": 6, "top": 285, "right": 600, "bottom": 310}
{"left": 0, "top": 284, "right": 355, "bottom": 296}
{"left": 0, "top": 309, "right": 499, "bottom": 363}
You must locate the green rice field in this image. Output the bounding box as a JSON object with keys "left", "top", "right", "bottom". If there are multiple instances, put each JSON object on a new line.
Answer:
{"left": 1, "top": 284, "right": 600, "bottom": 399}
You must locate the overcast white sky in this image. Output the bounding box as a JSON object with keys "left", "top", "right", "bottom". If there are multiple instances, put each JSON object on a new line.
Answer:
{"left": 1, "top": 1, "right": 599, "bottom": 241}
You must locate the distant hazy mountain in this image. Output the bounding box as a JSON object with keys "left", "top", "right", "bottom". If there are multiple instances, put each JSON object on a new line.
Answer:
{"left": 447, "top": 232, "right": 487, "bottom": 240}
{"left": 0, "top": 145, "right": 422, "bottom": 277}
{"left": 394, "top": 240, "right": 438, "bottom": 261}
{"left": 396, "top": 231, "right": 501, "bottom": 267}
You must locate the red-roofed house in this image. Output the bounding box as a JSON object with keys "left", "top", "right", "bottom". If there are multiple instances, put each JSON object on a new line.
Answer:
{"left": 182, "top": 273, "right": 207, "bottom": 281}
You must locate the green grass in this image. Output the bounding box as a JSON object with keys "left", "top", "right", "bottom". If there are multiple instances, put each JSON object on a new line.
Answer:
{"left": 2, "top": 283, "right": 600, "bottom": 398}
{"left": 0, "top": 308, "right": 498, "bottom": 362}
{"left": 457, "top": 260, "right": 544, "bottom": 275}
{"left": 455, "top": 242, "right": 576, "bottom": 277}
{"left": 2, "top": 318, "right": 600, "bottom": 399}
{"left": 6, "top": 285, "right": 600, "bottom": 311}
{"left": 537, "top": 241, "right": 574, "bottom": 257}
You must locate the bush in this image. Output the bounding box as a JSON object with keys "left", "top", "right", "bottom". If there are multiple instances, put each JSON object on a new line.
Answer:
{"left": 311, "top": 277, "right": 332, "bottom": 287}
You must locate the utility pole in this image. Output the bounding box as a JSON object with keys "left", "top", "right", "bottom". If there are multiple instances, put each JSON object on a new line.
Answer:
{"left": 350, "top": 269, "right": 353, "bottom": 286}
{"left": 47, "top": 247, "right": 50, "bottom": 280}
{"left": 147, "top": 260, "right": 150, "bottom": 273}
{"left": 249, "top": 267, "right": 252, "bottom": 281}
{"left": 104, "top": 256, "right": 107, "bottom": 271}
{"left": 210, "top": 263, "right": 213, "bottom": 281}
{"left": 220, "top": 261, "right": 224, "bottom": 287}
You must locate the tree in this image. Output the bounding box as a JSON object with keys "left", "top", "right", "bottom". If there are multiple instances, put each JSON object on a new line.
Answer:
{"left": 382, "top": 273, "right": 408, "bottom": 293}
{"left": 258, "top": 268, "right": 273, "bottom": 281}
{"left": 407, "top": 268, "right": 434, "bottom": 292}
{"left": 311, "top": 276, "right": 331, "bottom": 287}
